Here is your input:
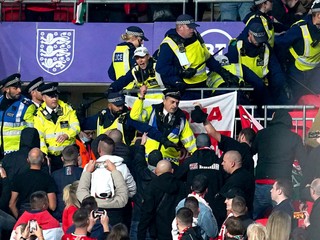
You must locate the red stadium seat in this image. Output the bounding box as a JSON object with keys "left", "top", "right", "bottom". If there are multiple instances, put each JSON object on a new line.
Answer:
{"left": 54, "top": 5, "right": 74, "bottom": 22}
{"left": 1, "top": 3, "right": 25, "bottom": 21}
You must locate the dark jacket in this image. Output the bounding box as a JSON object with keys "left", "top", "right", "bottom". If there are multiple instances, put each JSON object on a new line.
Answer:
{"left": 175, "top": 148, "right": 224, "bottom": 210}
{"left": 251, "top": 109, "right": 306, "bottom": 180}
{"left": 138, "top": 171, "right": 186, "bottom": 240}
{"left": 181, "top": 227, "right": 204, "bottom": 240}
{"left": 307, "top": 197, "right": 320, "bottom": 240}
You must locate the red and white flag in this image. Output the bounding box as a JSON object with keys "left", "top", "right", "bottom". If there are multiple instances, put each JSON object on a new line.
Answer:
{"left": 238, "top": 105, "right": 263, "bottom": 133}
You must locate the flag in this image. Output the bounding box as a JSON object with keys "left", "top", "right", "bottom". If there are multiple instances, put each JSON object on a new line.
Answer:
{"left": 238, "top": 105, "right": 263, "bottom": 133}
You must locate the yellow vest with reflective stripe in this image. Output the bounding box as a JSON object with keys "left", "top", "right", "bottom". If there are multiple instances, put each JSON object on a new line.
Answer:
{"left": 131, "top": 62, "right": 164, "bottom": 99}
{"left": 112, "top": 45, "right": 135, "bottom": 89}
{"left": 34, "top": 100, "right": 80, "bottom": 156}
{"left": 246, "top": 14, "right": 275, "bottom": 47}
{"left": 207, "top": 63, "right": 244, "bottom": 92}
{"left": 161, "top": 36, "right": 210, "bottom": 84}
{"left": 0, "top": 96, "right": 35, "bottom": 154}
{"left": 236, "top": 40, "right": 270, "bottom": 79}
{"left": 289, "top": 21, "right": 320, "bottom": 71}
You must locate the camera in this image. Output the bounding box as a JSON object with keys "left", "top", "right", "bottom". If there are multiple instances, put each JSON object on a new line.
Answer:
{"left": 29, "top": 220, "right": 37, "bottom": 233}
{"left": 93, "top": 209, "right": 105, "bottom": 218}
{"left": 308, "top": 130, "right": 320, "bottom": 139}
{"left": 293, "top": 211, "right": 305, "bottom": 219}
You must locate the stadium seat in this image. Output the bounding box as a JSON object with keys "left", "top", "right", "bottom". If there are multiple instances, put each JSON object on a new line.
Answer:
{"left": 1, "top": 3, "right": 24, "bottom": 21}
{"left": 54, "top": 6, "right": 74, "bottom": 22}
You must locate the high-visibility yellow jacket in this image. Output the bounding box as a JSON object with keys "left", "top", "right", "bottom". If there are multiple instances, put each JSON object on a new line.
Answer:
{"left": 130, "top": 98, "right": 196, "bottom": 164}
{"left": 161, "top": 36, "right": 211, "bottom": 85}
{"left": 0, "top": 95, "right": 35, "bottom": 154}
{"left": 289, "top": 20, "right": 320, "bottom": 71}
{"left": 34, "top": 100, "right": 80, "bottom": 156}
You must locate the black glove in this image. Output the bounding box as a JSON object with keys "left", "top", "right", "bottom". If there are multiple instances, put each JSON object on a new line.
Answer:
{"left": 175, "top": 81, "right": 188, "bottom": 91}
{"left": 219, "top": 68, "right": 240, "bottom": 87}
{"left": 191, "top": 106, "right": 208, "bottom": 123}
{"left": 180, "top": 68, "right": 197, "bottom": 79}
{"left": 160, "top": 136, "right": 179, "bottom": 149}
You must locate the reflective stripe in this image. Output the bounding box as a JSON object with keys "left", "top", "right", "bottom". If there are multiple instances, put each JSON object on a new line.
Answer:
{"left": 15, "top": 102, "right": 25, "bottom": 122}
{"left": 181, "top": 135, "right": 195, "bottom": 145}
{"left": 48, "top": 146, "right": 65, "bottom": 153}
{"left": 185, "top": 143, "right": 197, "bottom": 152}
{"left": 2, "top": 130, "right": 22, "bottom": 136}
{"left": 162, "top": 38, "right": 190, "bottom": 67}
{"left": 194, "top": 68, "right": 206, "bottom": 76}
{"left": 0, "top": 121, "right": 27, "bottom": 127}
{"left": 168, "top": 132, "right": 179, "bottom": 139}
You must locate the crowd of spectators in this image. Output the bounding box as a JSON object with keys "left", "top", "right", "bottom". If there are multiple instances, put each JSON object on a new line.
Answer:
{"left": 0, "top": 2, "right": 320, "bottom": 239}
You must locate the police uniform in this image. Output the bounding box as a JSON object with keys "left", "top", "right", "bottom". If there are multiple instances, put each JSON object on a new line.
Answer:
{"left": 0, "top": 73, "right": 35, "bottom": 156}
{"left": 24, "top": 76, "right": 45, "bottom": 108}
{"left": 156, "top": 14, "right": 238, "bottom": 99}
{"left": 130, "top": 89, "right": 197, "bottom": 164}
{"left": 108, "top": 26, "right": 149, "bottom": 90}
{"left": 34, "top": 82, "right": 80, "bottom": 170}
{"left": 274, "top": 2, "right": 320, "bottom": 103}
{"left": 227, "top": 22, "right": 288, "bottom": 104}
{"left": 110, "top": 46, "right": 164, "bottom": 99}
{"left": 97, "top": 92, "right": 136, "bottom": 145}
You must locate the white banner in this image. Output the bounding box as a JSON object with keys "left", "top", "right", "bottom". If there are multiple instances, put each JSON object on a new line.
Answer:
{"left": 125, "top": 91, "right": 237, "bottom": 138}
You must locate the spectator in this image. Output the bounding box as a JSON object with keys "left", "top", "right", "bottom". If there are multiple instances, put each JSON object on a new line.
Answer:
{"left": 137, "top": 160, "right": 186, "bottom": 240}
{"left": 213, "top": 151, "right": 255, "bottom": 227}
{"left": 14, "top": 221, "right": 45, "bottom": 240}
{"left": 274, "top": 0, "right": 320, "bottom": 104}
{"left": 251, "top": 109, "right": 306, "bottom": 219}
{"left": 52, "top": 145, "right": 82, "bottom": 221}
{"left": 270, "top": 178, "right": 294, "bottom": 217}
{"left": 62, "top": 208, "right": 99, "bottom": 240}
{"left": 108, "top": 26, "right": 148, "bottom": 83}
{"left": 130, "top": 86, "right": 196, "bottom": 164}
{"left": 302, "top": 178, "right": 320, "bottom": 240}
{"left": 175, "top": 207, "right": 203, "bottom": 240}
{"left": 175, "top": 133, "right": 223, "bottom": 209}
{"left": 224, "top": 216, "right": 245, "bottom": 240}
{"left": 155, "top": 14, "right": 239, "bottom": 99}
{"left": 62, "top": 181, "right": 80, "bottom": 233}
{"left": 107, "top": 223, "right": 129, "bottom": 240}
{"left": 34, "top": 82, "right": 80, "bottom": 172}
{"left": 0, "top": 167, "right": 16, "bottom": 240}
{"left": 176, "top": 175, "right": 218, "bottom": 239}
{"left": 191, "top": 105, "right": 256, "bottom": 174}
{"left": 9, "top": 148, "right": 57, "bottom": 218}
{"left": 76, "top": 159, "right": 129, "bottom": 226}
{"left": 246, "top": 223, "right": 267, "bottom": 240}
{"left": 11, "top": 191, "right": 63, "bottom": 240}
{"left": 266, "top": 210, "right": 291, "bottom": 240}
{"left": 109, "top": 46, "right": 164, "bottom": 99}
{"left": 0, "top": 73, "right": 35, "bottom": 156}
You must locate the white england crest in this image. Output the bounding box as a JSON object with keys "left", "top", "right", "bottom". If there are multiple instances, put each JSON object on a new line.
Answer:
{"left": 36, "top": 29, "right": 75, "bottom": 75}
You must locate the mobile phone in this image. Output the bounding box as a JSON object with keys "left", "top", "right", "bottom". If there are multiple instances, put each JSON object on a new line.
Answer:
{"left": 93, "top": 209, "right": 105, "bottom": 218}
{"left": 29, "top": 220, "right": 37, "bottom": 233}
{"left": 293, "top": 211, "right": 305, "bottom": 219}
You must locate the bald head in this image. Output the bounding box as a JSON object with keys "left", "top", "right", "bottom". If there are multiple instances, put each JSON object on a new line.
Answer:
{"left": 222, "top": 150, "right": 242, "bottom": 174}
{"left": 225, "top": 150, "right": 242, "bottom": 165}
{"left": 98, "top": 137, "right": 115, "bottom": 156}
{"left": 108, "top": 129, "right": 123, "bottom": 143}
{"left": 155, "top": 160, "right": 172, "bottom": 176}
{"left": 310, "top": 178, "right": 320, "bottom": 200}
{"left": 28, "top": 147, "right": 44, "bottom": 166}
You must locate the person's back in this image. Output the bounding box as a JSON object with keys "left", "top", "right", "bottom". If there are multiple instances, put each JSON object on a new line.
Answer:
{"left": 252, "top": 109, "right": 306, "bottom": 180}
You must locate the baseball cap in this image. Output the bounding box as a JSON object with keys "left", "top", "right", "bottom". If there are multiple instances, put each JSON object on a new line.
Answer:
{"left": 126, "top": 26, "right": 149, "bottom": 41}
{"left": 134, "top": 47, "right": 149, "bottom": 58}
{"left": 249, "top": 23, "right": 268, "bottom": 44}
{"left": 176, "top": 14, "right": 200, "bottom": 29}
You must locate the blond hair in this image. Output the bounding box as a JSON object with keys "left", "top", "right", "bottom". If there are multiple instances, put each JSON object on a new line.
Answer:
{"left": 266, "top": 210, "right": 291, "bottom": 240}
{"left": 247, "top": 223, "right": 267, "bottom": 240}
{"left": 63, "top": 181, "right": 80, "bottom": 208}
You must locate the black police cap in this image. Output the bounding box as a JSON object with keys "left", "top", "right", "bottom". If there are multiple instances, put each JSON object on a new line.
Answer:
{"left": 25, "top": 77, "right": 44, "bottom": 94}
{"left": 38, "top": 82, "right": 59, "bottom": 96}
{"left": 0, "top": 73, "right": 21, "bottom": 90}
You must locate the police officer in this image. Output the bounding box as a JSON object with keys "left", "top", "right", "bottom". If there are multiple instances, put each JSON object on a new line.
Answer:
{"left": 0, "top": 73, "right": 35, "bottom": 157}
{"left": 130, "top": 85, "right": 197, "bottom": 164}
{"left": 34, "top": 82, "right": 80, "bottom": 171}
{"left": 156, "top": 14, "right": 239, "bottom": 99}
{"left": 24, "top": 76, "right": 45, "bottom": 108}
{"left": 227, "top": 22, "right": 288, "bottom": 104}
{"left": 109, "top": 46, "right": 164, "bottom": 99}
{"left": 108, "top": 26, "right": 149, "bottom": 90}
{"left": 274, "top": 0, "right": 320, "bottom": 103}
